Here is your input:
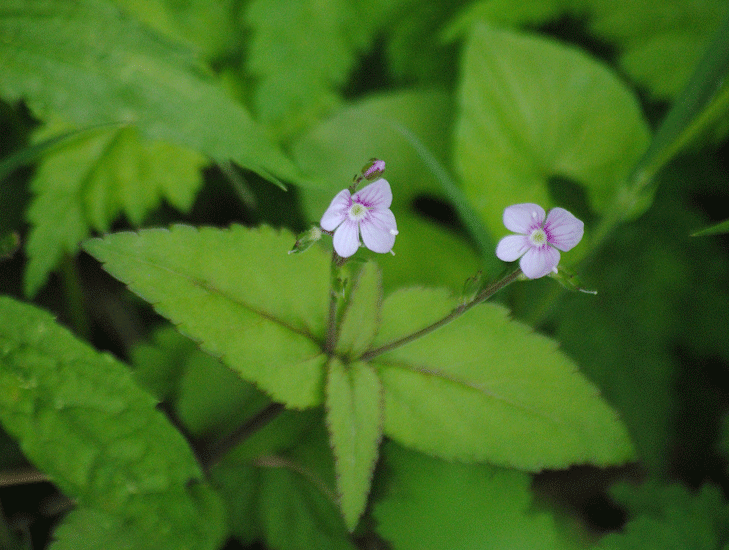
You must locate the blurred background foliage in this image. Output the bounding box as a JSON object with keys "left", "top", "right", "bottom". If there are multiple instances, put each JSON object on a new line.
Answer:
{"left": 2, "top": 0, "right": 729, "bottom": 548}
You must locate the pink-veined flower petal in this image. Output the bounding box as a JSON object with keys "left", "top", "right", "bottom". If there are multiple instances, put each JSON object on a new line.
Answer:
{"left": 544, "top": 207, "right": 584, "bottom": 251}
{"left": 332, "top": 219, "right": 360, "bottom": 258}
{"left": 352, "top": 178, "right": 392, "bottom": 210}
{"left": 503, "top": 203, "right": 545, "bottom": 234}
{"left": 320, "top": 189, "right": 351, "bottom": 231}
{"left": 360, "top": 208, "right": 397, "bottom": 253}
{"left": 520, "top": 246, "right": 560, "bottom": 279}
{"left": 496, "top": 234, "right": 531, "bottom": 262}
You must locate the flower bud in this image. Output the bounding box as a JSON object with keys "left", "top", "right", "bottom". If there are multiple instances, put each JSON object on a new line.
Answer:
{"left": 361, "top": 158, "right": 386, "bottom": 181}
{"left": 288, "top": 225, "right": 322, "bottom": 254}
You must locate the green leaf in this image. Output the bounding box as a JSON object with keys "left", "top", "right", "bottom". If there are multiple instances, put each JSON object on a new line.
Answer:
{"left": 113, "top": 0, "right": 239, "bottom": 60}
{"left": 212, "top": 420, "right": 356, "bottom": 550}
{"left": 245, "top": 0, "right": 375, "bottom": 140}
{"left": 131, "top": 326, "right": 270, "bottom": 438}
{"left": 586, "top": 0, "right": 729, "bottom": 101}
{"left": 599, "top": 481, "right": 729, "bottom": 550}
{"left": 335, "top": 262, "right": 382, "bottom": 359}
{"left": 454, "top": 23, "right": 650, "bottom": 237}
{"left": 325, "top": 359, "right": 383, "bottom": 530}
{"left": 374, "top": 443, "right": 561, "bottom": 550}
{"left": 0, "top": 0, "right": 305, "bottom": 184}
{"left": 368, "top": 287, "right": 634, "bottom": 471}
{"left": 443, "top": 0, "right": 566, "bottom": 41}
{"left": 0, "top": 296, "right": 226, "bottom": 550}
{"left": 83, "top": 225, "right": 331, "bottom": 408}
{"left": 24, "top": 123, "right": 205, "bottom": 297}
{"left": 630, "top": 13, "right": 729, "bottom": 192}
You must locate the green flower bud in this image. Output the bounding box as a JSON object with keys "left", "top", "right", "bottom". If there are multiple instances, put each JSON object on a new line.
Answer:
{"left": 288, "top": 225, "right": 322, "bottom": 254}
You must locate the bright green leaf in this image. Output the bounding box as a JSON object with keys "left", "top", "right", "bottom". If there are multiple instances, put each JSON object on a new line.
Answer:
{"left": 454, "top": 23, "right": 650, "bottom": 238}
{"left": 325, "top": 359, "right": 383, "bottom": 530}
{"left": 0, "top": 296, "right": 226, "bottom": 550}
{"left": 0, "top": 0, "right": 305, "bottom": 184}
{"left": 368, "top": 287, "right": 634, "bottom": 471}
{"left": 24, "top": 123, "right": 205, "bottom": 297}
{"left": 336, "top": 262, "right": 382, "bottom": 359}
{"left": 83, "top": 225, "right": 330, "bottom": 408}
{"left": 374, "top": 443, "right": 561, "bottom": 550}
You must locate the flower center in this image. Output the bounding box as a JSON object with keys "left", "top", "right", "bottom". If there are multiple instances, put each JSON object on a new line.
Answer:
{"left": 348, "top": 202, "right": 369, "bottom": 221}
{"left": 529, "top": 228, "right": 548, "bottom": 246}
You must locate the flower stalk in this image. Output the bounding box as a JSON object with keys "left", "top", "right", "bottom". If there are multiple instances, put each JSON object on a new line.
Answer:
{"left": 359, "top": 268, "right": 523, "bottom": 361}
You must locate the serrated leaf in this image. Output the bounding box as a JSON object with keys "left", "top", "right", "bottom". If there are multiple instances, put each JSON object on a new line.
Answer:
{"left": 83, "top": 225, "right": 330, "bottom": 408}
{"left": 368, "top": 287, "right": 634, "bottom": 471}
{"left": 336, "top": 262, "right": 382, "bottom": 359}
{"left": 455, "top": 24, "right": 650, "bottom": 237}
{"left": 24, "top": 123, "right": 205, "bottom": 297}
{"left": 325, "top": 359, "right": 383, "bottom": 530}
{"left": 374, "top": 443, "right": 560, "bottom": 550}
{"left": 0, "top": 0, "right": 305, "bottom": 184}
{"left": 0, "top": 296, "right": 226, "bottom": 550}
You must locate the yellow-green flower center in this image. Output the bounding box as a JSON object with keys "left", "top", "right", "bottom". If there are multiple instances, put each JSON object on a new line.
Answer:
{"left": 349, "top": 203, "right": 368, "bottom": 221}
{"left": 529, "top": 228, "right": 547, "bottom": 246}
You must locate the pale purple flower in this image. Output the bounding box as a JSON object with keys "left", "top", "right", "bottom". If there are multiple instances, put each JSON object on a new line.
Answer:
{"left": 320, "top": 178, "right": 398, "bottom": 258}
{"left": 495, "top": 203, "right": 584, "bottom": 279}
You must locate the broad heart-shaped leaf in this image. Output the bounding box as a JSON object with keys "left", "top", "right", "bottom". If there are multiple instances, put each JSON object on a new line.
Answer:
{"left": 367, "top": 287, "right": 634, "bottom": 471}
{"left": 454, "top": 23, "right": 650, "bottom": 238}
{"left": 335, "top": 261, "right": 382, "bottom": 359}
{"left": 24, "top": 123, "right": 205, "bottom": 297}
{"left": 0, "top": 0, "right": 305, "bottom": 185}
{"left": 325, "top": 359, "right": 383, "bottom": 531}
{"left": 0, "top": 296, "right": 226, "bottom": 550}
{"left": 373, "top": 443, "right": 560, "bottom": 550}
{"left": 83, "top": 225, "right": 331, "bottom": 408}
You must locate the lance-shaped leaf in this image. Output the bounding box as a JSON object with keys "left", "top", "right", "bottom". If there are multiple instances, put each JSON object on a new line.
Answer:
{"left": 0, "top": 0, "right": 305, "bottom": 185}
{"left": 83, "top": 225, "right": 330, "bottom": 408}
{"left": 325, "top": 359, "right": 383, "bottom": 531}
{"left": 335, "top": 262, "right": 382, "bottom": 359}
{"left": 455, "top": 23, "right": 650, "bottom": 236}
{"left": 368, "top": 287, "right": 634, "bottom": 471}
{"left": 0, "top": 296, "right": 226, "bottom": 549}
